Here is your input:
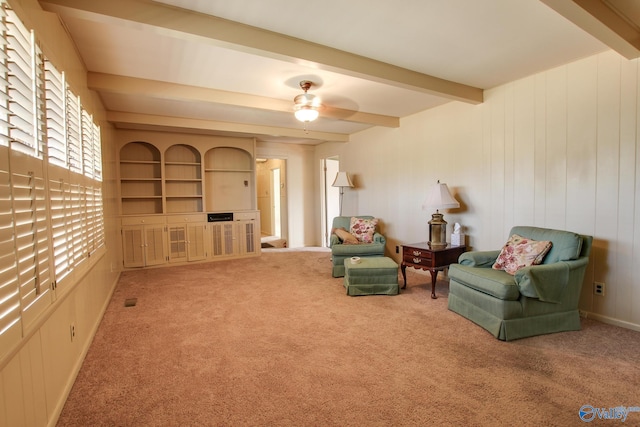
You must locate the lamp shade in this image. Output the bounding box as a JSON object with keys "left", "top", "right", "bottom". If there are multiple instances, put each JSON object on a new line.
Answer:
{"left": 424, "top": 181, "right": 459, "bottom": 210}
{"left": 332, "top": 171, "right": 354, "bottom": 188}
{"left": 294, "top": 106, "right": 319, "bottom": 122}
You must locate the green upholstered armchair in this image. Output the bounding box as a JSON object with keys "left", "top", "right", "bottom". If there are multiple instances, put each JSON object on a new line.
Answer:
{"left": 447, "top": 226, "right": 592, "bottom": 341}
{"left": 329, "top": 216, "right": 386, "bottom": 277}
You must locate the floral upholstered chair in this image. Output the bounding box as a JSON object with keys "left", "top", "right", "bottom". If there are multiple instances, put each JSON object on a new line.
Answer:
{"left": 329, "top": 216, "right": 386, "bottom": 277}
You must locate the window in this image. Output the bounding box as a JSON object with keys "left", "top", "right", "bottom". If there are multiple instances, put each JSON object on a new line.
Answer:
{"left": 0, "top": 1, "right": 106, "bottom": 359}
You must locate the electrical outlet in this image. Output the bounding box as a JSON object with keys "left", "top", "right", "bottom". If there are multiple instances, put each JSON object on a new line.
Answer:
{"left": 70, "top": 323, "right": 76, "bottom": 342}
{"left": 579, "top": 310, "right": 588, "bottom": 319}
{"left": 395, "top": 245, "right": 399, "bottom": 254}
{"left": 594, "top": 282, "right": 605, "bottom": 296}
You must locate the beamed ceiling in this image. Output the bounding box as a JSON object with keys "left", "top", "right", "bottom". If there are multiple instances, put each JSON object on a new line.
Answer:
{"left": 38, "top": 0, "right": 640, "bottom": 145}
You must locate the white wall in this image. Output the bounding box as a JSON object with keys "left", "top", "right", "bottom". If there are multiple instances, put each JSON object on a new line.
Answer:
{"left": 326, "top": 50, "right": 639, "bottom": 330}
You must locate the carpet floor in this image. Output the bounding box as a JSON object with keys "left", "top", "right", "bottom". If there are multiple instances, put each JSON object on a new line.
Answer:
{"left": 57, "top": 249, "right": 640, "bottom": 426}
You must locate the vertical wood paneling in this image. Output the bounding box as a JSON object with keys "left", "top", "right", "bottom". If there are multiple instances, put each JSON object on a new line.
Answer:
{"left": 534, "top": 73, "right": 547, "bottom": 227}
{"left": 566, "top": 57, "right": 598, "bottom": 234}
{"left": 504, "top": 84, "right": 515, "bottom": 230}
{"left": 348, "top": 50, "right": 640, "bottom": 329}
{"left": 618, "top": 58, "right": 638, "bottom": 322}
{"left": 490, "top": 87, "right": 507, "bottom": 244}
{"left": 2, "top": 354, "right": 25, "bottom": 426}
{"left": 566, "top": 57, "right": 598, "bottom": 309}
{"left": 594, "top": 52, "right": 622, "bottom": 315}
{"left": 481, "top": 92, "right": 494, "bottom": 247}
{"left": 27, "top": 332, "right": 48, "bottom": 426}
{"left": 545, "top": 66, "right": 568, "bottom": 229}
{"left": 513, "top": 78, "right": 536, "bottom": 225}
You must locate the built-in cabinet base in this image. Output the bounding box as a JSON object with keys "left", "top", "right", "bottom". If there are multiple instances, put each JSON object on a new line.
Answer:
{"left": 121, "top": 211, "right": 260, "bottom": 269}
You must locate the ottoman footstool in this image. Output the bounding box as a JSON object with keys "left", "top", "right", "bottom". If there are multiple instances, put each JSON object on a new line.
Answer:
{"left": 343, "top": 257, "right": 399, "bottom": 296}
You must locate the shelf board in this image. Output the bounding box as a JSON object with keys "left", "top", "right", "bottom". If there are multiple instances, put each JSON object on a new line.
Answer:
{"left": 120, "top": 160, "right": 161, "bottom": 164}
{"left": 205, "top": 169, "right": 253, "bottom": 172}
{"left": 165, "top": 178, "right": 201, "bottom": 182}
{"left": 121, "top": 178, "right": 162, "bottom": 181}
{"left": 121, "top": 195, "right": 163, "bottom": 199}
{"left": 165, "top": 161, "right": 201, "bottom": 166}
{"left": 166, "top": 195, "right": 203, "bottom": 199}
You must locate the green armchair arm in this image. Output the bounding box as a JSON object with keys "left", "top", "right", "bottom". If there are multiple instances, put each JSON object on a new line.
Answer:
{"left": 458, "top": 250, "right": 501, "bottom": 268}
{"left": 514, "top": 258, "right": 588, "bottom": 303}
{"left": 373, "top": 232, "right": 386, "bottom": 245}
{"left": 329, "top": 233, "right": 341, "bottom": 247}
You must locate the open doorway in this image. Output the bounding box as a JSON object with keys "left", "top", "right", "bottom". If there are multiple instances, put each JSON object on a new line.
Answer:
{"left": 257, "top": 158, "right": 288, "bottom": 248}
{"left": 322, "top": 157, "right": 340, "bottom": 247}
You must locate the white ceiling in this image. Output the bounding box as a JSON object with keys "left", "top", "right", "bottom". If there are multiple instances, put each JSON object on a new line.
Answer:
{"left": 38, "top": 0, "right": 637, "bottom": 145}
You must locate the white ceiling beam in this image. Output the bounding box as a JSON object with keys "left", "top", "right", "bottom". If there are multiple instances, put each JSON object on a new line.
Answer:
{"left": 541, "top": 0, "right": 640, "bottom": 59}
{"left": 88, "top": 73, "right": 400, "bottom": 128}
{"left": 40, "top": 0, "right": 484, "bottom": 104}
{"left": 106, "top": 111, "right": 350, "bottom": 142}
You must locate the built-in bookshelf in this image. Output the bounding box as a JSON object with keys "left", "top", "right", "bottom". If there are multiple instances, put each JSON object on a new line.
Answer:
{"left": 165, "top": 144, "right": 203, "bottom": 214}
{"left": 117, "top": 137, "right": 259, "bottom": 268}
{"left": 119, "top": 141, "right": 162, "bottom": 215}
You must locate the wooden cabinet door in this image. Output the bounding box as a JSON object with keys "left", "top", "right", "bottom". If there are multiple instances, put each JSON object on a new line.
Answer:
{"left": 167, "top": 224, "right": 188, "bottom": 263}
{"left": 238, "top": 220, "right": 258, "bottom": 255}
{"left": 210, "top": 222, "right": 236, "bottom": 258}
{"left": 144, "top": 225, "right": 168, "bottom": 266}
{"left": 122, "top": 226, "right": 145, "bottom": 268}
{"left": 187, "top": 223, "right": 207, "bottom": 261}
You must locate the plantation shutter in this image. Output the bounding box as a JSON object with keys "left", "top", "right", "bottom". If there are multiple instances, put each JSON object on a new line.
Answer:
{"left": 81, "top": 109, "right": 93, "bottom": 177}
{"left": 70, "top": 181, "right": 86, "bottom": 269}
{"left": 65, "top": 88, "right": 81, "bottom": 173}
{"left": 5, "top": 6, "right": 37, "bottom": 157}
{"left": 11, "top": 160, "right": 52, "bottom": 329}
{"left": 0, "top": 4, "right": 21, "bottom": 360}
{"left": 93, "top": 185, "right": 104, "bottom": 249}
{"left": 44, "top": 59, "right": 65, "bottom": 167}
{"left": 0, "top": 6, "right": 10, "bottom": 149}
{"left": 93, "top": 122, "right": 101, "bottom": 181}
{"left": 0, "top": 146, "right": 21, "bottom": 360}
{"left": 48, "top": 172, "right": 71, "bottom": 285}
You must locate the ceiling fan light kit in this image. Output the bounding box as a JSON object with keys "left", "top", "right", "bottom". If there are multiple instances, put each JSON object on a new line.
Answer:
{"left": 293, "top": 80, "right": 321, "bottom": 123}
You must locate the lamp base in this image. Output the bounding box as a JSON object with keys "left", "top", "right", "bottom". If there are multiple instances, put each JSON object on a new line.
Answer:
{"left": 428, "top": 212, "right": 448, "bottom": 249}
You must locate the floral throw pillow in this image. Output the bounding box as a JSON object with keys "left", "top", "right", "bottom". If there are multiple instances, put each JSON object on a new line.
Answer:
{"left": 350, "top": 217, "right": 378, "bottom": 243}
{"left": 492, "top": 234, "right": 553, "bottom": 275}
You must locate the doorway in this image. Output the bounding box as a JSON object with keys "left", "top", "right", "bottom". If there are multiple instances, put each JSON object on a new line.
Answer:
{"left": 257, "top": 158, "right": 287, "bottom": 248}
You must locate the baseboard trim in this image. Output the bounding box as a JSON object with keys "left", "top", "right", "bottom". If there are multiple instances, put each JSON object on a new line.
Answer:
{"left": 581, "top": 311, "right": 640, "bottom": 333}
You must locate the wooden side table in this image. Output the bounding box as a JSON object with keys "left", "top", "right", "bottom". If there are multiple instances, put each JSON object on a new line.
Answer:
{"left": 401, "top": 243, "right": 466, "bottom": 299}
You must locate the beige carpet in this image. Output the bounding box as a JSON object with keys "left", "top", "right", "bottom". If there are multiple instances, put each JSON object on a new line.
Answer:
{"left": 57, "top": 249, "right": 640, "bottom": 426}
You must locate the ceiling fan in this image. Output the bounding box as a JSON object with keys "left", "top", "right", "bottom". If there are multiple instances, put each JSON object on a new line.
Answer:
{"left": 293, "top": 80, "right": 321, "bottom": 123}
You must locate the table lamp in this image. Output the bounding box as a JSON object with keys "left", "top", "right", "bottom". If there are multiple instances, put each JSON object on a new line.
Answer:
{"left": 423, "top": 180, "right": 459, "bottom": 248}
